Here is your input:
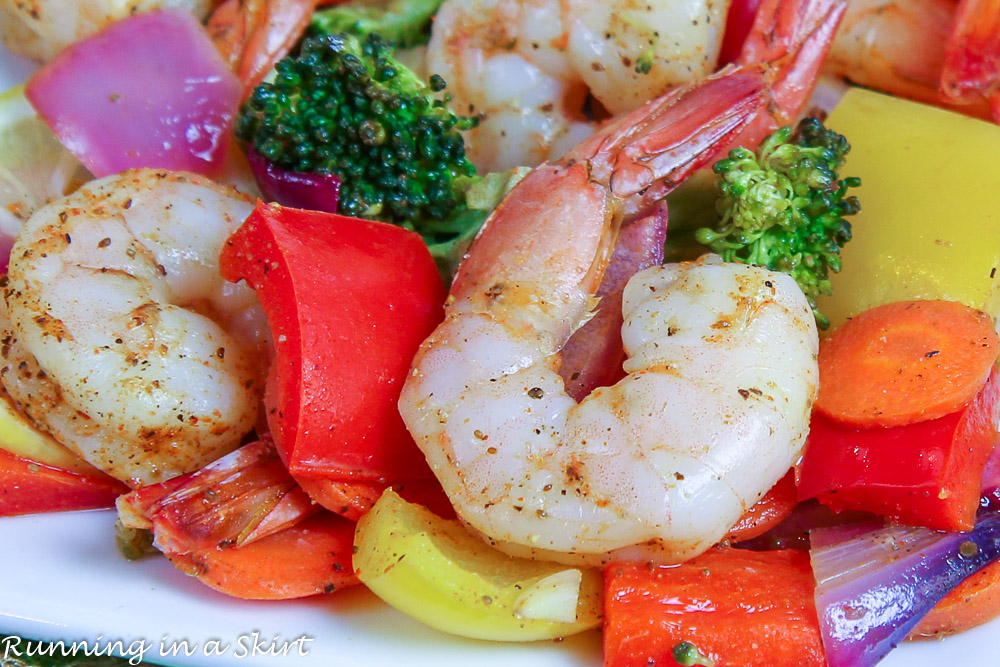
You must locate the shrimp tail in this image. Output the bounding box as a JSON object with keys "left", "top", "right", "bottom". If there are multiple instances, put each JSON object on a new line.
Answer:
{"left": 571, "top": 0, "right": 847, "bottom": 215}
{"left": 734, "top": 0, "right": 847, "bottom": 145}
{"left": 451, "top": 68, "right": 771, "bottom": 334}
{"left": 569, "top": 68, "right": 769, "bottom": 202}
{"left": 940, "top": 0, "right": 1000, "bottom": 120}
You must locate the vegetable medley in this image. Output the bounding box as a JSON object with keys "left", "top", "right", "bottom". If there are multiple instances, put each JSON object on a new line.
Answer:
{"left": 1, "top": 0, "right": 1000, "bottom": 666}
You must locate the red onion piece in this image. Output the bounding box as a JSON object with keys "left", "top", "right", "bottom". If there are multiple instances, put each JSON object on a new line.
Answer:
{"left": 735, "top": 499, "right": 879, "bottom": 551}
{"left": 559, "top": 203, "right": 668, "bottom": 401}
{"left": 247, "top": 148, "right": 342, "bottom": 214}
{"left": 26, "top": 9, "right": 242, "bottom": 178}
{"left": 0, "top": 233, "right": 16, "bottom": 275}
{"left": 811, "top": 511, "right": 1000, "bottom": 667}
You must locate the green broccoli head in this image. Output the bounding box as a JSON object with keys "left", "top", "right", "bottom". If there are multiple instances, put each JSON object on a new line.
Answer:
{"left": 695, "top": 117, "right": 861, "bottom": 329}
{"left": 235, "top": 32, "right": 477, "bottom": 225}
{"left": 309, "top": 0, "right": 445, "bottom": 48}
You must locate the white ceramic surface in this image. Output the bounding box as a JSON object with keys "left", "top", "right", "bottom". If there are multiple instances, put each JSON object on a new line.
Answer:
{"left": 1, "top": 35, "right": 999, "bottom": 667}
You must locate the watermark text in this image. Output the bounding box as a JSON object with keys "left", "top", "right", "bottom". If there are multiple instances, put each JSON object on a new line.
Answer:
{"left": 1, "top": 632, "right": 314, "bottom": 664}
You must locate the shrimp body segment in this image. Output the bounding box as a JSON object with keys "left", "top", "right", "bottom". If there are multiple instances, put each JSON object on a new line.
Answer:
{"left": 0, "top": 169, "right": 264, "bottom": 487}
{"left": 400, "top": 70, "right": 820, "bottom": 564}
{"left": 427, "top": 0, "right": 729, "bottom": 172}
{"left": 0, "top": 0, "right": 217, "bottom": 62}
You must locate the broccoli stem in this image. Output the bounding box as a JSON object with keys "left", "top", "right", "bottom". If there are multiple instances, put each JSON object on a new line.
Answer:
{"left": 672, "top": 641, "right": 715, "bottom": 666}
{"left": 310, "top": 0, "right": 445, "bottom": 48}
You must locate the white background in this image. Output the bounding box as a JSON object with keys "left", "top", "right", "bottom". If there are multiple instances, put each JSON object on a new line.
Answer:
{"left": 1, "top": 37, "right": 999, "bottom": 667}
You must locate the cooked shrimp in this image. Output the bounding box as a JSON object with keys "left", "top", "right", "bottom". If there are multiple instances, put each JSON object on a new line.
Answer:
{"left": 0, "top": 169, "right": 264, "bottom": 487}
{"left": 940, "top": 0, "right": 1000, "bottom": 120}
{"left": 399, "top": 0, "right": 845, "bottom": 561}
{"left": 824, "top": 0, "right": 997, "bottom": 120}
{"left": 0, "top": 0, "right": 218, "bottom": 62}
{"left": 426, "top": 0, "right": 728, "bottom": 172}
{"left": 206, "top": 0, "right": 318, "bottom": 95}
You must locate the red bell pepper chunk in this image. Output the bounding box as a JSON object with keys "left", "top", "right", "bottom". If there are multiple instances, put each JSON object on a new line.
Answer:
{"left": 717, "top": 0, "right": 764, "bottom": 66}
{"left": 604, "top": 549, "right": 825, "bottom": 667}
{"left": 0, "top": 448, "right": 127, "bottom": 517}
{"left": 725, "top": 469, "right": 798, "bottom": 543}
{"left": 295, "top": 475, "right": 456, "bottom": 521}
{"left": 796, "top": 366, "right": 1000, "bottom": 531}
{"left": 219, "top": 202, "right": 445, "bottom": 483}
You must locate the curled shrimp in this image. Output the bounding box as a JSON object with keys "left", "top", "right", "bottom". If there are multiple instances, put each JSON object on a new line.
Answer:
{"left": 426, "top": 0, "right": 729, "bottom": 173}
{"left": 0, "top": 0, "right": 218, "bottom": 62}
{"left": 400, "top": 0, "right": 840, "bottom": 564}
{"left": 824, "top": 0, "right": 999, "bottom": 120}
{"left": 0, "top": 169, "right": 265, "bottom": 487}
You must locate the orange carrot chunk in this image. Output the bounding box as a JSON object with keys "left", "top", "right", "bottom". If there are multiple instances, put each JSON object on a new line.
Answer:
{"left": 603, "top": 549, "right": 825, "bottom": 667}
{"left": 912, "top": 559, "right": 1000, "bottom": 639}
{"left": 797, "top": 366, "right": 1000, "bottom": 532}
{"left": 815, "top": 300, "right": 999, "bottom": 428}
{"left": 167, "top": 513, "right": 358, "bottom": 600}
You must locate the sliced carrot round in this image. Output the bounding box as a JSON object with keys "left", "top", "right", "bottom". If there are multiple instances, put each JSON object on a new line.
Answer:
{"left": 910, "top": 560, "right": 1000, "bottom": 639}
{"left": 167, "top": 513, "right": 358, "bottom": 600}
{"left": 816, "top": 300, "right": 999, "bottom": 428}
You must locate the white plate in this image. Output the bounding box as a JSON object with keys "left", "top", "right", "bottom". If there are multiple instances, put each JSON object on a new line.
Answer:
{"left": 1, "top": 35, "right": 999, "bottom": 667}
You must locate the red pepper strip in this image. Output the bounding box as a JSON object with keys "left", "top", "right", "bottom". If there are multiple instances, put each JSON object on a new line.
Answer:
{"left": 0, "top": 448, "right": 126, "bottom": 517}
{"left": 797, "top": 366, "right": 1000, "bottom": 531}
{"left": 295, "top": 476, "right": 456, "bottom": 521}
{"left": 220, "top": 202, "right": 446, "bottom": 483}
{"left": 604, "top": 549, "right": 825, "bottom": 667}
{"left": 717, "top": 0, "right": 764, "bottom": 66}
{"left": 725, "top": 469, "right": 797, "bottom": 543}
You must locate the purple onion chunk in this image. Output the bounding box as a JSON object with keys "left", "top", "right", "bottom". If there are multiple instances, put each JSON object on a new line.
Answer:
{"left": 26, "top": 9, "right": 242, "bottom": 178}
{"left": 248, "top": 148, "right": 341, "bottom": 214}
{"left": 811, "top": 511, "right": 1000, "bottom": 667}
{"left": 558, "top": 202, "right": 668, "bottom": 401}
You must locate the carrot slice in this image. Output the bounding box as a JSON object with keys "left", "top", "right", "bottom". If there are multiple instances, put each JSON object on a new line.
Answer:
{"left": 911, "top": 559, "right": 1000, "bottom": 639}
{"left": 815, "top": 300, "right": 998, "bottom": 428}
{"left": 604, "top": 549, "right": 825, "bottom": 667}
{"left": 167, "top": 513, "right": 358, "bottom": 600}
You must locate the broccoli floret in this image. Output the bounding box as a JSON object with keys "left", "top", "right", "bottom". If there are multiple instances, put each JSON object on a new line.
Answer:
{"left": 309, "top": 0, "right": 444, "bottom": 48}
{"left": 694, "top": 117, "right": 861, "bottom": 329}
{"left": 235, "top": 32, "right": 477, "bottom": 228}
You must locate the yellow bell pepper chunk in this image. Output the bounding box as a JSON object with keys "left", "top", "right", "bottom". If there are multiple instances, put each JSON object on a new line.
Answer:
{"left": 818, "top": 88, "right": 1000, "bottom": 330}
{"left": 354, "top": 489, "right": 602, "bottom": 641}
{"left": 0, "top": 389, "right": 101, "bottom": 475}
